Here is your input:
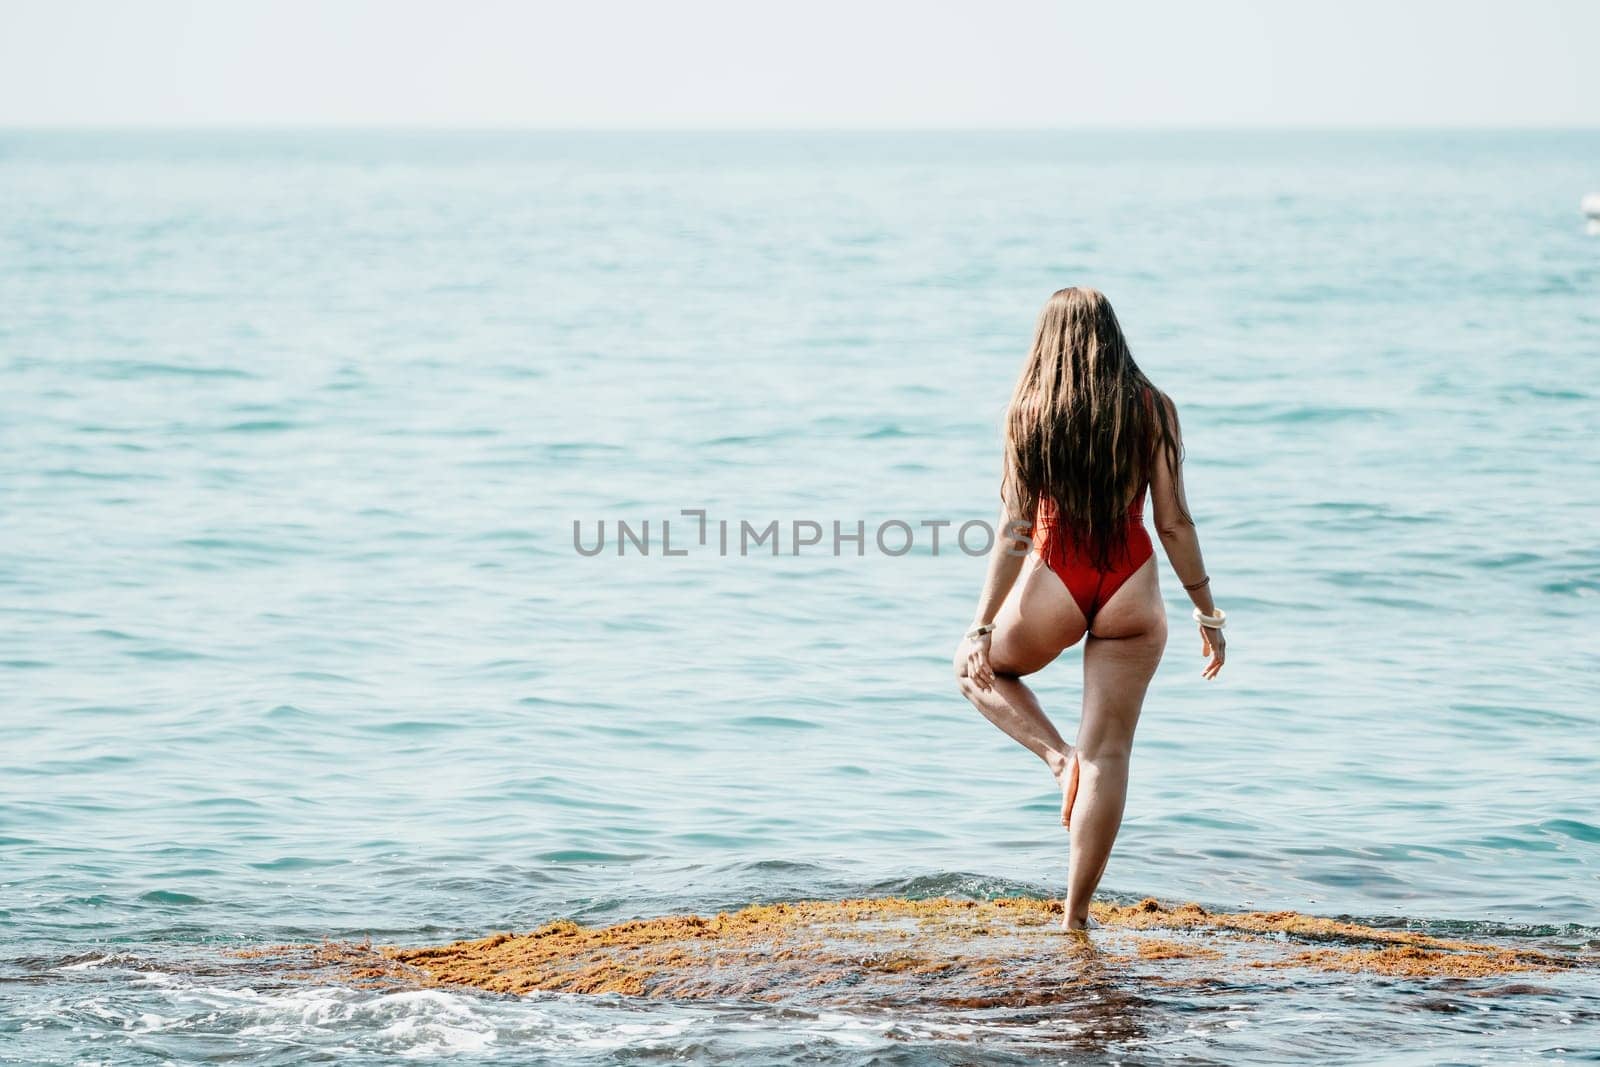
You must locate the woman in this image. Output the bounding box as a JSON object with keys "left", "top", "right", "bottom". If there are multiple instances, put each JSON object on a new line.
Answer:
{"left": 953, "top": 286, "right": 1226, "bottom": 932}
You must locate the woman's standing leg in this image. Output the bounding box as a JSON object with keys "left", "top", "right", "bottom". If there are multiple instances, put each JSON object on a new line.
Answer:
{"left": 1062, "top": 562, "right": 1167, "bottom": 929}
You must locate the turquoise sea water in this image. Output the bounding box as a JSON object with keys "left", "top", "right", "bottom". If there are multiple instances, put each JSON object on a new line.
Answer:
{"left": 2, "top": 130, "right": 1598, "bottom": 1063}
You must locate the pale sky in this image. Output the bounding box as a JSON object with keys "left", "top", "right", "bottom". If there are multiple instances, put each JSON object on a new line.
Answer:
{"left": 1, "top": 0, "right": 1596, "bottom": 128}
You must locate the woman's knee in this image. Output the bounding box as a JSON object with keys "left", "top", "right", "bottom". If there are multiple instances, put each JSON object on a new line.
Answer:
{"left": 1077, "top": 746, "right": 1132, "bottom": 770}
{"left": 953, "top": 661, "right": 973, "bottom": 703}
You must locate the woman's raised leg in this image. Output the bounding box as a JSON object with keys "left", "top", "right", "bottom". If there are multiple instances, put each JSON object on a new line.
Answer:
{"left": 955, "top": 556, "right": 1088, "bottom": 823}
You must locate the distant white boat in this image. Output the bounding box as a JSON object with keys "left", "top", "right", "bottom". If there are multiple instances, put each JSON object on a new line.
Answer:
{"left": 1585, "top": 193, "right": 1600, "bottom": 235}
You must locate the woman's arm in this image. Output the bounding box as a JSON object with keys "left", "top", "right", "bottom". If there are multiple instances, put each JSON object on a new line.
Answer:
{"left": 961, "top": 496, "right": 1033, "bottom": 691}
{"left": 1149, "top": 395, "right": 1227, "bottom": 679}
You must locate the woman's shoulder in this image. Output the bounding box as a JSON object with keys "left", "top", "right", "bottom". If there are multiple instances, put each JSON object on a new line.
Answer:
{"left": 1140, "top": 382, "right": 1178, "bottom": 419}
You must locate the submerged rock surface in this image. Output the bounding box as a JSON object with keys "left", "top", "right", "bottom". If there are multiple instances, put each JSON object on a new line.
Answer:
{"left": 238, "top": 895, "right": 1593, "bottom": 1005}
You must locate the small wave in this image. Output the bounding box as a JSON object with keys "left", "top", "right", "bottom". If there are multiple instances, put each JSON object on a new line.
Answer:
{"left": 139, "top": 890, "right": 205, "bottom": 906}
{"left": 858, "top": 425, "right": 914, "bottom": 439}
{"left": 1538, "top": 819, "right": 1600, "bottom": 844}
{"left": 1219, "top": 404, "right": 1392, "bottom": 425}
{"left": 533, "top": 849, "right": 648, "bottom": 864}
{"left": 728, "top": 714, "right": 822, "bottom": 731}
{"left": 89, "top": 360, "right": 256, "bottom": 381}
{"left": 219, "top": 419, "right": 298, "bottom": 433}
{"left": 248, "top": 856, "right": 349, "bottom": 872}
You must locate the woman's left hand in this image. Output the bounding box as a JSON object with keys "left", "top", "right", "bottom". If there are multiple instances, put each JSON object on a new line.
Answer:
{"left": 962, "top": 631, "right": 996, "bottom": 690}
{"left": 1199, "top": 624, "right": 1226, "bottom": 680}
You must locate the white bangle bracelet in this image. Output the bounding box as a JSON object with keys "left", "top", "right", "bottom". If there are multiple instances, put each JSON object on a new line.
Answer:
{"left": 1192, "top": 607, "right": 1226, "bottom": 629}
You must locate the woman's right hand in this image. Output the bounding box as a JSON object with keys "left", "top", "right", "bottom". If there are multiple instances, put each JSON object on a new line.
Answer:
{"left": 1199, "top": 625, "right": 1226, "bottom": 680}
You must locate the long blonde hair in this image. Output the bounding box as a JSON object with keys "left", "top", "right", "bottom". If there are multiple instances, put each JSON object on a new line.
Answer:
{"left": 1002, "top": 287, "right": 1185, "bottom": 569}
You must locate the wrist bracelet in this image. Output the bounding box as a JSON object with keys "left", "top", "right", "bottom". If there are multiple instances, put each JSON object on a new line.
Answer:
{"left": 1191, "top": 607, "right": 1226, "bottom": 629}
{"left": 966, "top": 623, "right": 995, "bottom": 640}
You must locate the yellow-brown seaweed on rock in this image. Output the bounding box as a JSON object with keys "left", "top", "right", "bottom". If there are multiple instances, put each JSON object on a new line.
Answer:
{"left": 233, "top": 895, "right": 1593, "bottom": 1005}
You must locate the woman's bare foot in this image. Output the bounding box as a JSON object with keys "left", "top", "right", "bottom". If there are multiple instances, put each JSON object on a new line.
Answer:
{"left": 1060, "top": 912, "right": 1099, "bottom": 932}
{"left": 1055, "top": 750, "right": 1080, "bottom": 828}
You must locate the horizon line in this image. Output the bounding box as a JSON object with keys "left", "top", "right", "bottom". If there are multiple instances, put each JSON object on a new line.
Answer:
{"left": 3, "top": 122, "right": 1599, "bottom": 134}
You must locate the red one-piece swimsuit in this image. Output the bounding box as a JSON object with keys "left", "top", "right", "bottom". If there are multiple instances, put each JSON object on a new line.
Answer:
{"left": 1032, "top": 488, "right": 1155, "bottom": 625}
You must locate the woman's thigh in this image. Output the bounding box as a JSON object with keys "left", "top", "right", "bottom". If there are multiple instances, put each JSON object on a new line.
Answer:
{"left": 988, "top": 554, "right": 1089, "bottom": 676}
{"left": 1078, "top": 560, "right": 1167, "bottom": 755}
{"left": 1087, "top": 555, "right": 1164, "bottom": 640}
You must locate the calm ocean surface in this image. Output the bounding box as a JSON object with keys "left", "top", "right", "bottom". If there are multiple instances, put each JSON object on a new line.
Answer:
{"left": 2, "top": 130, "right": 1598, "bottom": 1063}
